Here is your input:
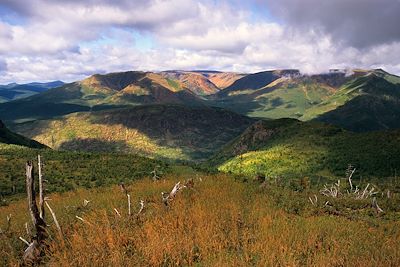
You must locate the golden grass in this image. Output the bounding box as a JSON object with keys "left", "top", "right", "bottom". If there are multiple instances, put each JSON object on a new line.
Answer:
{"left": 1, "top": 174, "right": 400, "bottom": 266}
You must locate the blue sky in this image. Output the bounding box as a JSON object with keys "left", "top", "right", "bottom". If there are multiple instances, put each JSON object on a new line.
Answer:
{"left": 0, "top": 0, "right": 399, "bottom": 83}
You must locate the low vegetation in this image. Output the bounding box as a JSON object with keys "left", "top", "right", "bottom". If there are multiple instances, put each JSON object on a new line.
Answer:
{"left": 213, "top": 119, "right": 400, "bottom": 180}
{"left": 0, "top": 144, "right": 169, "bottom": 201}
{"left": 1, "top": 166, "right": 399, "bottom": 266}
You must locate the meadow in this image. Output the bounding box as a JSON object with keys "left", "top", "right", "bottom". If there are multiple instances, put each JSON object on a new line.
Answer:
{"left": 1, "top": 167, "right": 399, "bottom": 266}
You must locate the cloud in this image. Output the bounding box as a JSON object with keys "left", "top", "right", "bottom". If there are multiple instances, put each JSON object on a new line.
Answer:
{"left": 0, "top": 0, "right": 400, "bottom": 83}
{"left": 0, "top": 59, "right": 7, "bottom": 74}
{"left": 264, "top": 0, "right": 400, "bottom": 49}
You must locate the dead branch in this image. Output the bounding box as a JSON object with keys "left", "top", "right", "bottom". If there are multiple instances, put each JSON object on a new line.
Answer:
{"left": 25, "top": 222, "right": 30, "bottom": 236}
{"left": 162, "top": 181, "right": 186, "bottom": 206}
{"left": 127, "top": 194, "right": 131, "bottom": 216}
{"left": 309, "top": 195, "right": 318, "bottom": 206}
{"left": 45, "top": 200, "right": 63, "bottom": 239}
{"left": 348, "top": 169, "right": 355, "bottom": 191}
{"left": 114, "top": 208, "right": 121, "bottom": 217}
{"left": 137, "top": 200, "right": 145, "bottom": 216}
{"left": 19, "top": 236, "right": 30, "bottom": 246}
{"left": 83, "top": 199, "right": 91, "bottom": 207}
{"left": 119, "top": 182, "right": 128, "bottom": 195}
{"left": 372, "top": 197, "right": 383, "bottom": 214}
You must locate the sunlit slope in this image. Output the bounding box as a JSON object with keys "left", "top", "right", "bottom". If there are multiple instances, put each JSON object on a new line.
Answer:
{"left": 211, "top": 119, "right": 400, "bottom": 179}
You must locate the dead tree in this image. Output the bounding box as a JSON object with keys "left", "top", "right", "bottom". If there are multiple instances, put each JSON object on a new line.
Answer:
{"left": 23, "top": 161, "right": 48, "bottom": 266}
{"left": 162, "top": 181, "right": 186, "bottom": 206}
{"left": 119, "top": 182, "right": 131, "bottom": 216}
{"left": 38, "top": 155, "right": 45, "bottom": 220}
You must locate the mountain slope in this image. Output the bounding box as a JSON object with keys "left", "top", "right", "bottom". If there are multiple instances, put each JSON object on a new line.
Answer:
{"left": 211, "top": 119, "right": 400, "bottom": 179}
{"left": 0, "top": 72, "right": 204, "bottom": 123}
{"left": 0, "top": 120, "right": 45, "bottom": 148}
{"left": 0, "top": 81, "right": 64, "bottom": 102}
{"left": 212, "top": 69, "right": 400, "bottom": 132}
{"left": 313, "top": 72, "right": 400, "bottom": 131}
{"left": 13, "top": 105, "right": 255, "bottom": 161}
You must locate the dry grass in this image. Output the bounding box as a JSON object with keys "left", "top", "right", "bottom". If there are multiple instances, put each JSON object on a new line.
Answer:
{"left": 1, "top": 174, "right": 400, "bottom": 266}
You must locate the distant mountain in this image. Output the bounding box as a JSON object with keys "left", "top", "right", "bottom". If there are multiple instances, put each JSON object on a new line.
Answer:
{"left": 12, "top": 104, "right": 255, "bottom": 161}
{"left": 0, "top": 81, "right": 64, "bottom": 102}
{"left": 212, "top": 69, "right": 400, "bottom": 132}
{"left": 0, "top": 120, "right": 45, "bottom": 148}
{"left": 314, "top": 70, "right": 400, "bottom": 131}
{"left": 0, "top": 71, "right": 205, "bottom": 123}
{"left": 210, "top": 118, "right": 400, "bottom": 178}
{"left": 2, "top": 68, "right": 400, "bottom": 133}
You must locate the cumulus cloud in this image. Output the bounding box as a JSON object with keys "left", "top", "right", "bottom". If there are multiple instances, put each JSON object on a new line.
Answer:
{"left": 264, "top": 0, "right": 400, "bottom": 49}
{"left": 0, "top": 0, "right": 399, "bottom": 83}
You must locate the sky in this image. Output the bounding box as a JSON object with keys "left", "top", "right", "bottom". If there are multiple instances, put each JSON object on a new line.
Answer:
{"left": 0, "top": 0, "right": 399, "bottom": 83}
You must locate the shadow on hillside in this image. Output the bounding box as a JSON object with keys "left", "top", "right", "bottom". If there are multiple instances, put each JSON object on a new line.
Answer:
{"left": 59, "top": 138, "right": 131, "bottom": 153}
{"left": 88, "top": 105, "right": 256, "bottom": 161}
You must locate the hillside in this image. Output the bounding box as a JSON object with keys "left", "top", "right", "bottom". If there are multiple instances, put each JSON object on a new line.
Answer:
{"left": 313, "top": 71, "right": 400, "bottom": 131}
{"left": 0, "top": 120, "right": 45, "bottom": 149}
{"left": 0, "top": 72, "right": 205, "bottom": 123}
{"left": 12, "top": 105, "right": 255, "bottom": 161}
{"left": 211, "top": 69, "right": 400, "bottom": 132}
{"left": 211, "top": 119, "right": 400, "bottom": 179}
{"left": 0, "top": 81, "right": 64, "bottom": 103}
{"left": 161, "top": 71, "right": 220, "bottom": 95}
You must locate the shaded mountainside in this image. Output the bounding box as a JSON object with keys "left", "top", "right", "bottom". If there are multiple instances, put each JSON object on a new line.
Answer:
{"left": 211, "top": 119, "right": 400, "bottom": 179}
{"left": 212, "top": 69, "right": 400, "bottom": 132}
{"left": 13, "top": 105, "right": 255, "bottom": 161}
{"left": 314, "top": 72, "right": 400, "bottom": 131}
{"left": 0, "top": 81, "right": 64, "bottom": 103}
{"left": 0, "top": 120, "right": 45, "bottom": 148}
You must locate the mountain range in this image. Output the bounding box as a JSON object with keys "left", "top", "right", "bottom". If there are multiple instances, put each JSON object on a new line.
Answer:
{"left": 0, "top": 81, "right": 64, "bottom": 103}
{"left": 1, "top": 68, "right": 400, "bottom": 165}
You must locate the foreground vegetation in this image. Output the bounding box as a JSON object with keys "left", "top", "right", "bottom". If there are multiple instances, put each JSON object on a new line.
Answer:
{"left": 0, "top": 144, "right": 169, "bottom": 200}
{"left": 1, "top": 171, "right": 399, "bottom": 266}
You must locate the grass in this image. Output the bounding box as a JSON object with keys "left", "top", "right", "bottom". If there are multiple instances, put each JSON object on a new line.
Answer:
{"left": 1, "top": 173, "right": 399, "bottom": 266}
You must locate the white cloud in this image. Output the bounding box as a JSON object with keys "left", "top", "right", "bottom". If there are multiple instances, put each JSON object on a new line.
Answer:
{"left": 0, "top": 0, "right": 400, "bottom": 83}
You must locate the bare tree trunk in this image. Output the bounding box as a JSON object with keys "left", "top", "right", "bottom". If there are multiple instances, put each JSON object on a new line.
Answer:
{"left": 23, "top": 161, "right": 47, "bottom": 266}
{"left": 38, "top": 155, "right": 45, "bottom": 220}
